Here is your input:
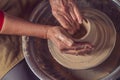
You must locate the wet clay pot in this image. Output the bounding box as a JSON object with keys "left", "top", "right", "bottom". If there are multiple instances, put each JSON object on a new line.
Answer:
{"left": 48, "top": 8, "right": 116, "bottom": 70}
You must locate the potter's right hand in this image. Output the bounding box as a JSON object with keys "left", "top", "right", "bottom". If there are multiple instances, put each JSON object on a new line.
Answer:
{"left": 47, "top": 27, "right": 93, "bottom": 55}
{"left": 49, "top": 0, "right": 82, "bottom": 34}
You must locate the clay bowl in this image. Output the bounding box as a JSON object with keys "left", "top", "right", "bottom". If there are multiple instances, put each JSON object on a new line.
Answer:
{"left": 22, "top": 0, "right": 120, "bottom": 80}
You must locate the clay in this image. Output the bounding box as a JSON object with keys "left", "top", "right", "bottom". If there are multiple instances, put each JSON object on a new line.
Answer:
{"left": 48, "top": 8, "right": 116, "bottom": 70}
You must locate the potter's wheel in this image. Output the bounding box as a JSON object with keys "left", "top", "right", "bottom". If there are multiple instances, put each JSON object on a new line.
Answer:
{"left": 22, "top": 0, "right": 120, "bottom": 80}
{"left": 48, "top": 8, "right": 116, "bottom": 69}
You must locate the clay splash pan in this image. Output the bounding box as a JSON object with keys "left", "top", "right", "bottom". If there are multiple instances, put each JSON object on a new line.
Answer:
{"left": 22, "top": 0, "right": 120, "bottom": 80}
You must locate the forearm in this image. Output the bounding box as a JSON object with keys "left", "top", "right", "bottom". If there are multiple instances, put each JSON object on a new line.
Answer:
{"left": 1, "top": 12, "right": 50, "bottom": 39}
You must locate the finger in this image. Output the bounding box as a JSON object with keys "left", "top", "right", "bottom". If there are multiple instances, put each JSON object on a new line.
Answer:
{"left": 62, "top": 42, "right": 93, "bottom": 55}
{"left": 68, "top": 5, "right": 80, "bottom": 30}
{"left": 51, "top": 37, "right": 61, "bottom": 48}
{"left": 62, "top": 49, "right": 78, "bottom": 55}
{"left": 54, "top": 12, "right": 76, "bottom": 34}
{"left": 54, "top": 36, "right": 74, "bottom": 51}
{"left": 68, "top": 4, "right": 77, "bottom": 22}
{"left": 60, "top": 41, "right": 94, "bottom": 55}
{"left": 59, "top": 42, "right": 75, "bottom": 51}
{"left": 74, "top": 43, "right": 94, "bottom": 55}
{"left": 73, "top": 5, "right": 83, "bottom": 24}
{"left": 61, "top": 8, "right": 78, "bottom": 33}
{"left": 56, "top": 38, "right": 69, "bottom": 50}
{"left": 77, "top": 48, "right": 92, "bottom": 55}
{"left": 69, "top": 12, "right": 79, "bottom": 31}
{"left": 51, "top": 35, "right": 69, "bottom": 51}
{"left": 56, "top": 31, "right": 74, "bottom": 47}
{"left": 61, "top": 0, "right": 67, "bottom": 7}
{"left": 62, "top": 47, "right": 92, "bottom": 56}
{"left": 74, "top": 43, "right": 94, "bottom": 50}
{"left": 59, "top": 13, "right": 77, "bottom": 34}
{"left": 53, "top": 12, "right": 73, "bottom": 30}
{"left": 62, "top": 49, "right": 88, "bottom": 56}
{"left": 63, "top": 42, "right": 93, "bottom": 50}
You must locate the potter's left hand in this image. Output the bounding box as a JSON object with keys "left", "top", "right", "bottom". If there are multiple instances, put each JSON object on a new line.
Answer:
{"left": 62, "top": 42, "right": 94, "bottom": 56}
{"left": 47, "top": 27, "right": 93, "bottom": 55}
{"left": 49, "top": 0, "right": 82, "bottom": 34}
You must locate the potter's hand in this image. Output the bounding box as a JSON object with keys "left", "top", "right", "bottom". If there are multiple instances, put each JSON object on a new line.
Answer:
{"left": 47, "top": 27, "right": 93, "bottom": 55}
{"left": 62, "top": 42, "right": 94, "bottom": 56}
{"left": 49, "top": 0, "right": 82, "bottom": 34}
{"left": 47, "top": 27, "right": 74, "bottom": 50}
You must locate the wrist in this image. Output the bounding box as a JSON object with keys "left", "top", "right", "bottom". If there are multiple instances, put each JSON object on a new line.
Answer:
{"left": 44, "top": 26, "right": 51, "bottom": 39}
{"left": 46, "top": 26, "right": 54, "bottom": 39}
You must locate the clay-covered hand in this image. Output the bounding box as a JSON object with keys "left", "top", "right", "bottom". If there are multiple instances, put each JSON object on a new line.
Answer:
{"left": 62, "top": 42, "right": 94, "bottom": 56}
{"left": 47, "top": 27, "right": 93, "bottom": 55}
{"left": 49, "top": 0, "right": 82, "bottom": 34}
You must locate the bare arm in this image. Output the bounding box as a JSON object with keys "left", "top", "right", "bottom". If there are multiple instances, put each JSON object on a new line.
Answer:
{"left": 1, "top": 13, "right": 49, "bottom": 39}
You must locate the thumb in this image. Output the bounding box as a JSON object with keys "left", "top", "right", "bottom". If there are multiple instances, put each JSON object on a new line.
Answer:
{"left": 56, "top": 33, "right": 74, "bottom": 47}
